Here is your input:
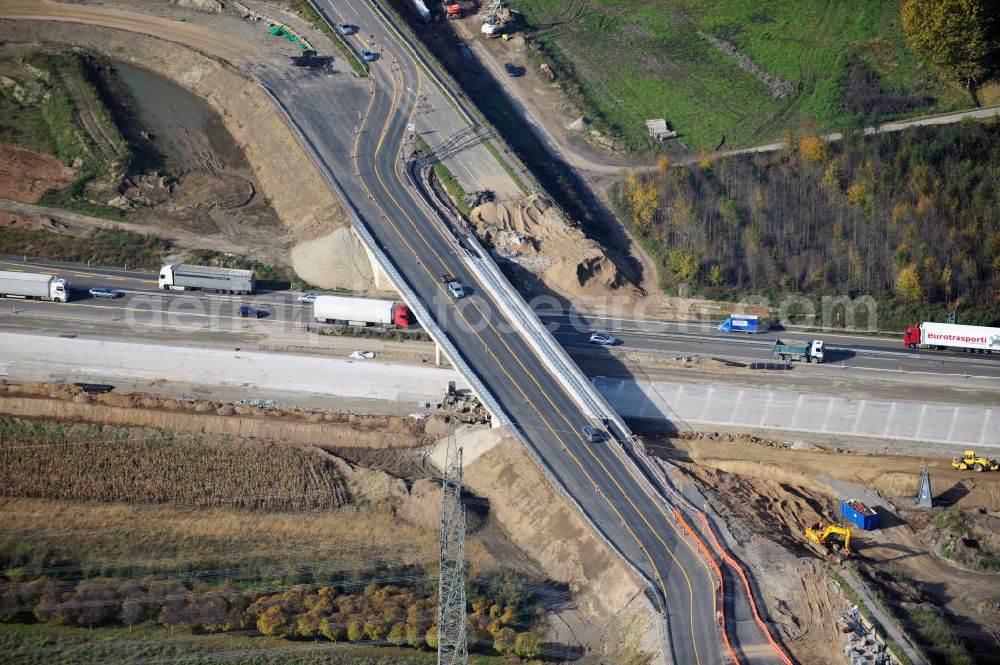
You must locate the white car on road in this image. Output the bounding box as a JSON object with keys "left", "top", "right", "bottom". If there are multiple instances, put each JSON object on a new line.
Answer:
{"left": 589, "top": 332, "right": 617, "bottom": 346}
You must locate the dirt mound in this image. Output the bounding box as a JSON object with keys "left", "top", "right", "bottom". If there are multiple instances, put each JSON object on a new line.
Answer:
{"left": 0, "top": 144, "right": 73, "bottom": 202}
{"left": 469, "top": 194, "right": 636, "bottom": 298}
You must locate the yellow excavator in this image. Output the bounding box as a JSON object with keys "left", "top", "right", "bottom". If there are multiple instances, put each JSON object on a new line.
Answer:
{"left": 951, "top": 450, "right": 999, "bottom": 472}
{"left": 805, "top": 521, "right": 852, "bottom": 558}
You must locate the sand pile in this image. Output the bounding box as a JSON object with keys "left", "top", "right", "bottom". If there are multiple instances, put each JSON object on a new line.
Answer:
{"left": 469, "top": 194, "right": 628, "bottom": 298}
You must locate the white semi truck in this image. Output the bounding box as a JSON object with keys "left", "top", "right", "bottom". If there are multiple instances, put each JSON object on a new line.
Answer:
{"left": 158, "top": 264, "right": 255, "bottom": 294}
{"left": 0, "top": 270, "right": 69, "bottom": 302}
{"left": 313, "top": 294, "right": 414, "bottom": 328}
{"left": 904, "top": 321, "right": 1000, "bottom": 353}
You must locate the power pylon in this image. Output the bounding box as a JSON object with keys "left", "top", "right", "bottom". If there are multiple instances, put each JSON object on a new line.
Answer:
{"left": 438, "top": 425, "right": 467, "bottom": 665}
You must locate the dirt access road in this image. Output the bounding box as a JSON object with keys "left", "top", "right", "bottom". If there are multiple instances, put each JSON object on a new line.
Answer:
{"left": 0, "top": 0, "right": 253, "bottom": 64}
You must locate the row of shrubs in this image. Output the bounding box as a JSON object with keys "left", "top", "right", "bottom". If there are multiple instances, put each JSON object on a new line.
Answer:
{"left": 0, "top": 576, "right": 542, "bottom": 659}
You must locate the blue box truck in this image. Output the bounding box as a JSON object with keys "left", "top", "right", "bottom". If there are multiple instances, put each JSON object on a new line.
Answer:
{"left": 718, "top": 314, "right": 762, "bottom": 334}
{"left": 841, "top": 499, "right": 879, "bottom": 530}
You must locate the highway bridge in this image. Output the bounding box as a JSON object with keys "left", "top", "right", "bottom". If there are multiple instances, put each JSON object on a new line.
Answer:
{"left": 3, "top": 2, "right": 994, "bottom": 663}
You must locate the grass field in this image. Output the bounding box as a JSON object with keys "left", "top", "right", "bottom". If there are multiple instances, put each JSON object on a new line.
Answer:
{"left": 517, "top": 0, "right": 968, "bottom": 152}
{"left": 0, "top": 623, "right": 515, "bottom": 665}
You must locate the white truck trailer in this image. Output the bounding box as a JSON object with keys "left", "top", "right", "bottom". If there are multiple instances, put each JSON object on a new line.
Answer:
{"left": 158, "top": 264, "right": 255, "bottom": 294}
{"left": 0, "top": 270, "right": 69, "bottom": 302}
{"left": 313, "top": 295, "right": 414, "bottom": 328}
{"left": 904, "top": 321, "right": 1000, "bottom": 353}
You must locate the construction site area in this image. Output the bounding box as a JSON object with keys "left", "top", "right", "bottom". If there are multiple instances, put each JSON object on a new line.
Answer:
{"left": 0, "top": 1, "right": 998, "bottom": 665}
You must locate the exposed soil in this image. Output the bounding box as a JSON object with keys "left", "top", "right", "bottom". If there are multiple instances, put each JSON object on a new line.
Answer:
{"left": 469, "top": 194, "right": 642, "bottom": 300}
{"left": 0, "top": 145, "right": 73, "bottom": 202}
{"left": 653, "top": 432, "right": 1000, "bottom": 662}
{"left": 0, "top": 379, "right": 435, "bottom": 450}
{"left": 0, "top": 3, "right": 370, "bottom": 289}
{"left": 0, "top": 379, "right": 656, "bottom": 663}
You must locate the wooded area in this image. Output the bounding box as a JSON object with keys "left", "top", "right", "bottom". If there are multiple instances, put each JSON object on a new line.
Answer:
{"left": 614, "top": 120, "right": 1000, "bottom": 327}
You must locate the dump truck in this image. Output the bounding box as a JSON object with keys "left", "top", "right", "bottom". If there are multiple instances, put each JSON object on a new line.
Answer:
{"left": 158, "top": 264, "right": 255, "bottom": 295}
{"left": 313, "top": 294, "right": 414, "bottom": 328}
{"left": 841, "top": 499, "right": 879, "bottom": 530}
{"left": 903, "top": 321, "right": 1000, "bottom": 353}
{"left": 951, "top": 450, "right": 999, "bottom": 472}
{"left": 717, "top": 313, "right": 764, "bottom": 334}
{"left": 0, "top": 270, "right": 69, "bottom": 302}
{"left": 772, "top": 338, "right": 825, "bottom": 363}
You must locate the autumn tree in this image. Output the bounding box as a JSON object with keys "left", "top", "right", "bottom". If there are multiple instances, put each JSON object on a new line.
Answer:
{"left": 256, "top": 605, "right": 287, "bottom": 636}
{"left": 896, "top": 263, "right": 925, "bottom": 302}
{"left": 425, "top": 624, "right": 439, "bottom": 649}
{"left": 493, "top": 626, "right": 518, "bottom": 655}
{"left": 388, "top": 622, "right": 407, "bottom": 646}
{"left": 901, "top": 0, "right": 994, "bottom": 87}
{"left": 320, "top": 617, "right": 345, "bottom": 641}
{"left": 515, "top": 631, "right": 543, "bottom": 659}
{"left": 406, "top": 622, "right": 425, "bottom": 649}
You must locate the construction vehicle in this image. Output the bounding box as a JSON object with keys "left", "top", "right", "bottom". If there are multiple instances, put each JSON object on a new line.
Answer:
{"left": 805, "top": 521, "right": 852, "bottom": 558}
{"left": 481, "top": 0, "right": 503, "bottom": 36}
{"left": 951, "top": 450, "right": 999, "bottom": 472}
{"left": 772, "top": 338, "right": 825, "bottom": 363}
{"left": 442, "top": 1, "right": 461, "bottom": 18}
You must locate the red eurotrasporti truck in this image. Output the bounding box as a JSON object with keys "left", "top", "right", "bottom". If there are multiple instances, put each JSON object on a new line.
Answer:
{"left": 903, "top": 321, "right": 1000, "bottom": 354}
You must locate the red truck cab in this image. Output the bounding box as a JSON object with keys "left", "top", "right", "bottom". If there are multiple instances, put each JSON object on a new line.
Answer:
{"left": 393, "top": 304, "right": 415, "bottom": 328}
{"left": 903, "top": 324, "right": 922, "bottom": 349}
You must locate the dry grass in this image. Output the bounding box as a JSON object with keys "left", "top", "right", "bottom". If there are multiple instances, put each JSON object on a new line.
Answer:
{"left": 0, "top": 419, "right": 349, "bottom": 510}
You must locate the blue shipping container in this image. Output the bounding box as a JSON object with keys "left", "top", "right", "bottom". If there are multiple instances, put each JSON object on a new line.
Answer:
{"left": 841, "top": 499, "right": 879, "bottom": 530}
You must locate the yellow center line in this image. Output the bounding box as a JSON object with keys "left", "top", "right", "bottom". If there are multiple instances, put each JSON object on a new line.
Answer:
{"left": 383, "top": 65, "right": 711, "bottom": 662}
{"left": 355, "top": 43, "right": 708, "bottom": 662}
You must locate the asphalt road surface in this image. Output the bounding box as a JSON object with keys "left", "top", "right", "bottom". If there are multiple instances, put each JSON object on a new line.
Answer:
{"left": 4, "top": 255, "right": 998, "bottom": 382}
{"left": 258, "top": 4, "right": 743, "bottom": 660}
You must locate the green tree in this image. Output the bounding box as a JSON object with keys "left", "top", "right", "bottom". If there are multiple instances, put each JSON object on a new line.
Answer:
{"left": 515, "top": 631, "right": 542, "bottom": 659}
{"left": 708, "top": 264, "right": 725, "bottom": 286}
{"left": 901, "top": 0, "right": 994, "bottom": 87}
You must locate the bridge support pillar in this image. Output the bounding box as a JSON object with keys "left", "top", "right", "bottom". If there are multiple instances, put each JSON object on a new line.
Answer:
{"left": 356, "top": 229, "right": 395, "bottom": 292}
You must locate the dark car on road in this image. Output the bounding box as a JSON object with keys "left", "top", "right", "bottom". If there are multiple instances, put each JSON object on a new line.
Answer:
{"left": 336, "top": 22, "right": 356, "bottom": 35}
{"left": 88, "top": 287, "right": 122, "bottom": 299}
{"left": 362, "top": 49, "right": 378, "bottom": 62}
{"left": 237, "top": 305, "right": 266, "bottom": 318}
{"left": 504, "top": 62, "right": 524, "bottom": 77}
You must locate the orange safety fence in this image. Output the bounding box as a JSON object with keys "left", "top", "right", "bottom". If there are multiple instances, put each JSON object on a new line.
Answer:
{"left": 697, "top": 512, "right": 795, "bottom": 665}
{"left": 672, "top": 509, "right": 741, "bottom": 665}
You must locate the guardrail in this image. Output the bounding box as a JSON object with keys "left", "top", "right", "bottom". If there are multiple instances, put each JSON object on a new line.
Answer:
{"left": 257, "top": 81, "right": 506, "bottom": 426}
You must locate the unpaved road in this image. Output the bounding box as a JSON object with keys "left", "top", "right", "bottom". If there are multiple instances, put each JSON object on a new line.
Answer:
{"left": 0, "top": 0, "right": 254, "bottom": 63}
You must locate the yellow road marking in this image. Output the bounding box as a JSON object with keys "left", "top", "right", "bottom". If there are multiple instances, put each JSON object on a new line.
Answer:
{"left": 389, "top": 65, "right": 710, "bottom": 662}
{"left": 355, "top": 47, "right": 709, "bottom": 662}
